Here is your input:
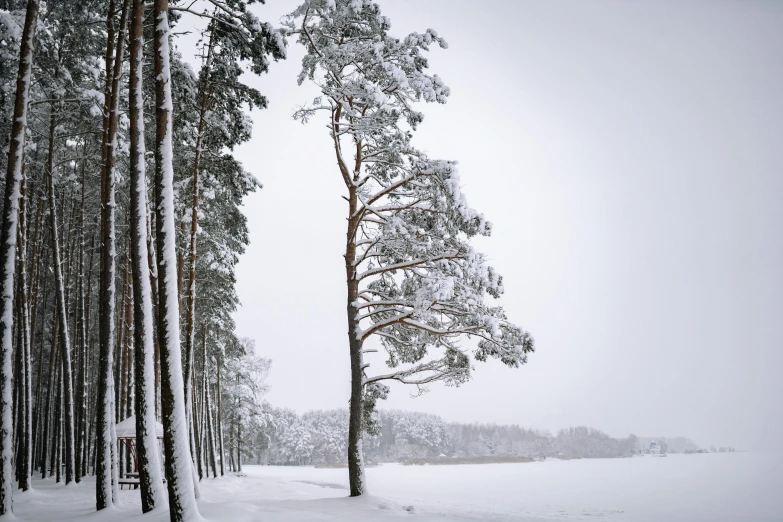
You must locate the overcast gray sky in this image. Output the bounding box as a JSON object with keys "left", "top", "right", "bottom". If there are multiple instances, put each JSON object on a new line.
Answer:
{"left": 180, "top": 0, "right": 782, "bottom": 451}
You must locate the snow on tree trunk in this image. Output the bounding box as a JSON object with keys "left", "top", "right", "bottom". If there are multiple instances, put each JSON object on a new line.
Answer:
{"left": 40, "top": 313, "right": 58, "bottom": 479}
{"left": 97, "top": 0, "right": 131, "bottom": 509}
{"left": 73, "top": 150, "right": 88, "bottom": 484}
{"left": 153, "top": 0, "right": 199, "bottom": 519}
{"left": 129, "top": 0, "right": 166, "bottom": 512}
{"left": 202, "top": 329, "right": 217, "bottom": 478}
{"left": 216, "top": 355, "right": 225, "bottom": 476}
{"left": 45, "top": 111, "right": 76, "bottom": 485}
{"left": 0, "top": 0, "right": 39, "bottom": 514}
{"left": 346, "top": 189, "right": 366, "bottom": 496}
{"left": 17, "top": 178, "right": 32, "bottom": 492}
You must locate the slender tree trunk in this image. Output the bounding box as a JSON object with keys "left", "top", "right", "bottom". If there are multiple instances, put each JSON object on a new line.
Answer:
{"left": 183, "top": 23, "right": 214, "bottom": 456}
{"left": 128, "top": 0, "right": 165, "bottom": 506}
{"left": 81, "top": 235, "right": 96, "bottom": 478}
{"left": 146, "top": 210, "right": 161, "bottom": 419}
{"left": 236, "top": 417, "right": 241, "bottom": 473}
{"left": 31, "top": 276, "right": 47, "bottom": 472}
{"left": 205, "top": 383, "right": 216, "bottom": 479}
{"left": 46, "top": 110, "right": 76, "bottom": 485}
{"left": 0, "top": 0, "right": 40, "bottom": 513}
{"left": 28, "top": 189, "right": 44, "bottom": 352}
{"left": 21, "top": 274, "right": 32, "bottom": 488}
{"left": 96, "top": 0, "right": 130, "bottom": 509}
{"left": 154, "top": 1, "right": 199, "bottom": 518}
{"left": 125, "top": 323, "right": 133, "bottom": 423}
{"left": 74, "top": 150, "right": 87, "bottom": 482}
{"left": 16, "top": 176, "right": 32, "bottom": 490}
{"left": 31, "top": 272, "right": 47, "bottom": 471}
{"left": 28, "top": 196, "right": 45, "bottom": 469}
{"left": 49, "top": 344, "right": 61, "bottom": 478}
{"left": 228, "top": 435, "right": 234, "bottom": 473}
{"left": 216, "top": 355, "right": 224, "bottom": 476}
{"left": 345, "top": 181, "right": 366, "bottom": 496}
{"left": 54, "top": 371, "right": 62, "bottom": 483}
{"left": 40, "top": 312, "right": 58, "bottom": 478}
{"left": 120, "top": 260, "right": 133, "bottom": 422}
{"left": 202, "top": 326, "right": 217, "bottom": 478}
{"left": 13, "top": 279, "right": 22, "bottom": 478}
{"left": 193, "top": 375, "right": 203, "bottom": 480}
{"left": 115, "top": 262, "right": 129, "bottom": 421}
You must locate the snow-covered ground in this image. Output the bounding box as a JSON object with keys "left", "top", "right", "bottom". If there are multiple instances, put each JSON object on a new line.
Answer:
{"left": 12, "top": 453, "right": 782, "bottom": 521}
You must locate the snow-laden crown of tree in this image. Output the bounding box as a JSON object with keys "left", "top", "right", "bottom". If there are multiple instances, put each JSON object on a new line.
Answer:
{"left": 287, "top": 0, "right": 534, "bottom": 391}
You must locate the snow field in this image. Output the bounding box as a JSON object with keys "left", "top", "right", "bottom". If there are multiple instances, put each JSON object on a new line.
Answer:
{"left": 10, "top": 452, "right": 782, "bottom": 521}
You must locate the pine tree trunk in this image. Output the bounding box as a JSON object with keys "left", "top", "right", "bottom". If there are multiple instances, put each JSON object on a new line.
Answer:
{"left": 205, "top": 382, "right": 216, "bottom": 478}
{"left": 183, "top": 23, "right": 214, "bottom": 457}
{"left": 28, "top": 188, "right": 45, "bottom": 354}
{"left": 202, "top": 327, "right": 217, "bottom": 478}
{"left": 13, "top": 279, "right": 22, "bottom": 479}
{"left": 200, "top": 350, "right": 208, "bottom": 477}
{"left": 115, "top": 263, "right": 129, "bottom": 422}
{"left": 31, "top": 274, "right": 47, "bottom": 472}
{"left": 46, "top": 109, "right": 76, "bottom": 485}
{"left": 236, "top": 418, "right": 241, "bottom": 473}
{"left": 96, "top": 0, "right": 130, "bottom": 508}
{"left": 73, "top": 145, "right": 88, "bottom": 482}
{"left": 0, "top": 0, "right": 40, "bottom": 513}
{"left": 81, "top": 235, "right": 96, "bottom": 478}
{"left": 21, "top": 279, "right": 32, "bottom": 488}
{"left": 16, "top": 176, "right": 32, "bottom": 490}
{"left": 346, "top": 183, "right": 366, "bottom": 496}
{"left": 216, "top": 355, "right": 224, "bottom": 476}
{"left": 52, "top": 358, "right": 62, "bottom": 481}
{"left": 154, "top": 1, "right": 199, "bottom": 518}
{"left": 193, "top": 376, "right": 203, "bottom": 480}
{"left": 146, "top": 211, "right": 161, "bottom": 419}
{"left": 128, "top": 0, "right": 165, "bottom": 505}
{"left": 40, "top": 312, "right": 58, "bottom": 478}
{"left": 121, "top": 264, "right": 133, "bottom": 422}
{"left": 55, "top": 380, "right": 62, "bottom": 483}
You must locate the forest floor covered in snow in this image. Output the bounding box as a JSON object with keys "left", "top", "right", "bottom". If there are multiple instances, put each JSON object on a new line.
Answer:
{"left": 11, "top": 453, "right": 783, "bottom": 522}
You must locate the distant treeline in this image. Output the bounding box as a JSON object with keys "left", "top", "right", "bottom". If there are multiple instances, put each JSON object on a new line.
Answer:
{"left": 240, "top": 409, "right": 695, "bottom": 466}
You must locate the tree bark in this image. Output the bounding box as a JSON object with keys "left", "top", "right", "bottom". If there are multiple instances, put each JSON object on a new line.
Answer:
{"left": 96, "top": 0, "right": 130, "bottom": 509}
{"left": 74, "top": 146, "right": 87, "bottom": 482}
{"left": 202, "top": 326, "right": 217, "bottom": 478}
{"left": 31, "top": 271, "right": 48, "bottom": 472}
{"left": 53, "top": 370, "right": 62, "bottom": 482}
{"left": 81, "top": 234, "right": 96, "bottom": 478}
{"left": 236, "top": 417, "right": 241, "bottom": 473}
{"left": 154, "top": 0, "right": 199, "bottom": 518}
{"left": 46, "top": 110, "right": 76, "bottom": 485}
{"left": 345, "top": 180, "right": 366, "bottom": 496}
{"left": 40, "top": 312, "right": 58, "bottom": 478}
{"left": 129, "top": 0, "right": 166, "bottom": 508}
{"left": 115, "top": 261, "right": 130, "bottom": 422}
{"left": 216, "top": 354, "right": 224, "bottom": 476}
{"left": 16, "top": 176, "right": 32, "bottom": 490}
{"left": 0, "top": 0, "right": 40, "bottom": 513}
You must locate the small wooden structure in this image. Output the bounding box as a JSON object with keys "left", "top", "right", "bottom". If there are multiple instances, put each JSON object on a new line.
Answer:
{"left": 115, "top": 416, "right": 164, "bottom": 489}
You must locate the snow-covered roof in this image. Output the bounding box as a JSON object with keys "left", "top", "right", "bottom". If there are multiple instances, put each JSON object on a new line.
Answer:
{"left": 115, "top": 416, "right": 164, "bottom": 439}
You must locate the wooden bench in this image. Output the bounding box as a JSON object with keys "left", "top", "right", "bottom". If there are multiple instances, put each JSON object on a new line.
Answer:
{"left": 118, "top": 476, "right": 166, "bottom": 490}
{"left": 119, "top": 478, "right": 140, "bottom": 490}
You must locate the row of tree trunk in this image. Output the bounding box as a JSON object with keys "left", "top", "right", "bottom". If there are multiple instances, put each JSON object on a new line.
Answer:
{"left": 0, "top": 1, "right": 241, "bottom": 521}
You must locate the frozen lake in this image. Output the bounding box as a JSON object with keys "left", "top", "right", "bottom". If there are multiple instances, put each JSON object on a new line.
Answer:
{"left": 246, "top": 452, "right": 783, "bottom": 521}
{"left": 13, "top": 452, "right": 782, "bottom": 521}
